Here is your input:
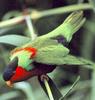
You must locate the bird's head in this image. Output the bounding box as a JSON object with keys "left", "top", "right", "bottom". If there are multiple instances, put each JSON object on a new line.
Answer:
{"left": 3, "top": 47, "right": 37, "bottom": 87}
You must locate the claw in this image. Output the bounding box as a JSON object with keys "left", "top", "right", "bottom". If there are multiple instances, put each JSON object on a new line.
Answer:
{"left": 40, "top": 75, "right": 49, "bottom": 82}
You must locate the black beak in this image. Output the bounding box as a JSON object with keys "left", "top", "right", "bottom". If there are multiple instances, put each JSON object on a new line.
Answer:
{"left": 3, "top": 57, "right": 18, "bottom": 81}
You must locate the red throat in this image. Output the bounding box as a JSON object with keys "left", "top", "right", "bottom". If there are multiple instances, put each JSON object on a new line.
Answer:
{"left": 10, "top": 66, "right": 33, "bottom": 82}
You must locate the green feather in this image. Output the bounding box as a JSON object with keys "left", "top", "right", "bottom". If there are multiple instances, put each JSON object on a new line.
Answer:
{"left": 34, "top": 44, "right": 69, "bottom": 65}
{"left": 35, "top": 50, "right": 95, "bottom": 66}
{"left": 24, "top": 38, "right": 59, "bottom": 49}
{"left": 39, "top": 11, "right": 85, "bottom": 42}
{"left": 57, "top": 54, "right": 94, "bottom": 65}
{"left": 24, "top": 11, "right": 85, "bottom": 49}
{"left": 10, "top": 50, "right": 33, "bottom": 71}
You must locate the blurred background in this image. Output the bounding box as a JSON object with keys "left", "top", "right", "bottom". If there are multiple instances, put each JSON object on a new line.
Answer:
{"left": 0, "top": 0, "right": 95, "bottom": 100}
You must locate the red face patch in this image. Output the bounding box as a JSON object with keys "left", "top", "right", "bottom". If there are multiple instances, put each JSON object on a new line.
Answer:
{"left": 10, "top": 66, "right": 33, "bottom": 82}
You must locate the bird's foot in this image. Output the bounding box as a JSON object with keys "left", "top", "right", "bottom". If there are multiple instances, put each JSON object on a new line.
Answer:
{"left": 40, "top": 74, "right": 49, "bottom": 82}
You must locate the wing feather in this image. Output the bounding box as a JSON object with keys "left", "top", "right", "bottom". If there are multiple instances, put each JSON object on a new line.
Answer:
{"left": 34, "top": 44, "right": 69, "bottom": 65}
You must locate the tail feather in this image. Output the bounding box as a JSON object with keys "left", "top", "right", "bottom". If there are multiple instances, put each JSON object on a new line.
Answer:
{"left": 43, "top": 11, "right": 86, "bottom": 42}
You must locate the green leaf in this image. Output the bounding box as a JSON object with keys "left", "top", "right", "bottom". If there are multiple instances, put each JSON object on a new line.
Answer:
{"left": 38, "top": 75, "right": 63, "bottom": 100}
{"left": 0, "top": 35, "right": 30, "bottom": 46}
{"left": 34, "top": 44, "right": 69, "bottom": 65}
{"left": 88, "top": 0, "right": 95, "bottom": 11}
{"left": 2, "top": 10, "right": 21, "bottom": 21}
{"left": 0, "top": 24, "right": 25, "bottom": 35}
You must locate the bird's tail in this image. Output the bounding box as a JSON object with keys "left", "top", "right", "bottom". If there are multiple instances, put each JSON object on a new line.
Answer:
{"left": 43, "top": 11, "right": 86, "bottom": 42}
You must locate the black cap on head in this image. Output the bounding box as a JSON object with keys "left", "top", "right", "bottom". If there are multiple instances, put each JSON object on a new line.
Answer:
{"left": 3, "top": 57, "right": 18, "bottom": 81}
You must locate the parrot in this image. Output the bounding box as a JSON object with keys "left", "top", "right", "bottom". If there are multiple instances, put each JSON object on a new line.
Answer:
{"left": 3, "top": 11, "right": 86, "bottom": 87}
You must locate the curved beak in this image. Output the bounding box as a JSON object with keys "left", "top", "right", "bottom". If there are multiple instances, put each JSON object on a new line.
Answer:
{"left": 6, "top": 81, "right": 13, "bottom": 87}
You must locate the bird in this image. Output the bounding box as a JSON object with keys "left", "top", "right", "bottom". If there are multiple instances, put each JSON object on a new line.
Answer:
{"left": 3, "top": 11, "right": 86, "bottom": 87}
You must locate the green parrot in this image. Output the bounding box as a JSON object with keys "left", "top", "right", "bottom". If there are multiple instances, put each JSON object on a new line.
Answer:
{"left": 3, "top": 11, "right": 87, "bottom": 87}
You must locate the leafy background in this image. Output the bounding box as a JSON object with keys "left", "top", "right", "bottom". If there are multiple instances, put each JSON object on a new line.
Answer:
{"left": 0, "top": 0, "right": 95, "bottom": 100}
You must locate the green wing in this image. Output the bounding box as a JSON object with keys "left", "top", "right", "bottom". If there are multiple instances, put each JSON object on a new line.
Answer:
{"left": 58, "top": 55, "right": 94, "bottom": 66}
{"left": 34, "top": 44, "right": 69, "bottom": 65}
{"left": 60, "top": 55, "right": 95, "bottom": 69}
{"left": 34, "top": 48, "right": 95, "bottom": 67}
